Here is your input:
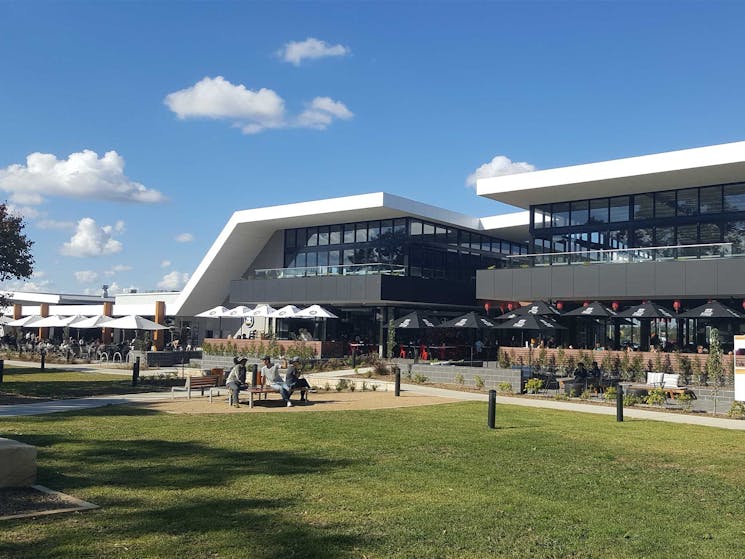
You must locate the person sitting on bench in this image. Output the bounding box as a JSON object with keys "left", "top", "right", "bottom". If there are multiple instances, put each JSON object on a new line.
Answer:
{"left": 285, "top": 356, "right": 311, "bottom": 402}
{"left": 261, "top": 355, "right": 293, "bottom": 407}
{"left": 226, "top": 357, "right": 249, "bottom": 407}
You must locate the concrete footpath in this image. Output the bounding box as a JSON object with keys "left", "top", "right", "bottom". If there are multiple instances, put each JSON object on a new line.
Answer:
{"left": 1, "top": 363, "right": 745, "bottom": 430}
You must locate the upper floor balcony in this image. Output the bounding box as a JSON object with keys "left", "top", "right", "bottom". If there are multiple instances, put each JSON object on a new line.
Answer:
{"left": 251, "top": 262, "right": 406, "bottom": 280}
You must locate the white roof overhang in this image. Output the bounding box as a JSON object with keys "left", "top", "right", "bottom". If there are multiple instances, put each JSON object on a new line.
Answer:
{"left": 173, "top": 192, "right": 523, "bottom": 316}
{"left": 477, "top": 141, "right": 745, "bottom": 208}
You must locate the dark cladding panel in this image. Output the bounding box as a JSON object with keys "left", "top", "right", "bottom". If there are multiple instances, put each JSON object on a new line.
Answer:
{"left": 597, "top": 265, "right": 628, "bottom": 298}
{"left": 715, "top": 259, "right": 745, "bottom": 296}
{"left": 476, "top": 269, "right": 498, "bottom": 300}
{"left": 549, "top": 266, "right": 573, "bottom": 299}
{"left": 573, "top": 266, "right": 599, "bottom": 299}
{"left": 655, "top": 261, "right": 685, "bottom": 296}
{"left": 512, "top": 269, "right": 532, "bottom": 300}
{"left": 530, "top": 268, "right": 551, "bottom": 300}
{"left": 625, "top": 263, "right": 656, "bottom": 299}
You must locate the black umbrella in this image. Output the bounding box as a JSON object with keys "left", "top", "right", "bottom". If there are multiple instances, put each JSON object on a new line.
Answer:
{"left": 562, "top": 301, "right": 619, "bottom": 318}
{"left": 679, "top": 301, "right": 744, "bottom": 319}
{"left": 495, "top": 301, "right": 560, "bottom": 319}
{"left": 495, "top": 314, "right": 566, "bottom": 331}
{"left": 617, "top": 301, "right": 675, "bottom": 319}
{"left": 392, "top": 311, "right": 440, "bottom": 329}
{"left": 438, "top": 312, "right": 497, "bottom": 329}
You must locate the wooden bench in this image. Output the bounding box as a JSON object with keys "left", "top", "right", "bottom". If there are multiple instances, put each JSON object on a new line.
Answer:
{"left": 629, "top": 372, "right": 696, "bottom": 400}
{"left": 171, "top": 374, "right": 222, "bottom": 402}
{"left": 239, "top": 374, "right": 309, "bottom": 408}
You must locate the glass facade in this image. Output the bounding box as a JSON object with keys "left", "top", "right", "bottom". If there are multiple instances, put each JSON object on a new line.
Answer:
{"left": 530, "top": 181, "right": 745, "bottom": 257}
{"left": 282, "top": 217, "right": 527, "bottom": 280}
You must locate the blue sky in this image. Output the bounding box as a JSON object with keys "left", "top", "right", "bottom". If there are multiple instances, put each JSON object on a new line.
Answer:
{"left": 1, "top": 1, "right": 744, "bottom": 296}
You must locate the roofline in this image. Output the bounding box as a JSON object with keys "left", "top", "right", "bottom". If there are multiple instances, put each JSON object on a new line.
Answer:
{"left": 476, "top": 140, "right": 745, "bottom": 208}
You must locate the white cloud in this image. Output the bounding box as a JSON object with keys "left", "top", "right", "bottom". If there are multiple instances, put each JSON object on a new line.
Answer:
{"left": 278, "top": 37, "right": 350, "bottom": 66}
{"left": 164, "top": 76, "right": 352, "bottom": 134}
{"left": 157, "top": 271, "right": 190, "bottom": 290}
{"left": 296, "top": 97, "right": 354, "bottom": 129}
{"left": 174, "top": 232, "right": 194, "bottom": 243}
{"left": 83, "top": 281, "right": 138, "bottom": 296}
{"left": 0, "top": 150, "right": 166, "bottom": 206}
{"left": 74, "top": 270, "right": 99, "bottom": 283}
{"left": 465, "top": 155, "right": 537, "bottom": 188}
{"left": 61, "top": 218, "right": 124, "bottom": 258}
{"left": 7, "top": 205, "right": 42, "bottom": 220}
{"left": 2, "top": 279, "right": 52, "bottom": 293}
{"left": 36, "top": 219, "right": 76, "bottom": 230}
{"left": 161, "top": 260, "right": 171, "bottom": 268}
{"left": 32, "top": 270, "right": 46, "bottom": 279}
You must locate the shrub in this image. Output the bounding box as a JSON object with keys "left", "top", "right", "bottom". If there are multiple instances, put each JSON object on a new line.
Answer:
{"left": 455, "top": 372, "right": 465, "bottom": 385}
{"left": 554, "top": 393, "right": 569, "bottom": 401}
{"left": 645, "top": 388, "right": 666, "bottom": 406}
{"left": 601, "top": 352, "right": 614, "bottom": 374}
{"left": 603, "top": 386, "right": 617, "bottom": 402}
{"left": 498, "top": 348, "right": 511, "bottom": 369}
{"left": 675, "top": 391, "right": 694, "bottom": 412}
{"left": 413, "top": 374, "right": 429, "bottom": 384}
{"left": 631, "top": 355, "right": 645, "bottom": 381}
{"left": 525, "top": 378, "right": 543, "bottom": 394}
{"left": 497, "top": 382, "right": 512, "bottom": 394}
{"left": 727, "top": 401, "right": 745, "bottom": 419}
{"left": 623, "top": 394, "right": 641, "bottom": 407}
{"left": 676, "top": 353, "right": 693, "bottom": 384}
{"left": 473, "top": 375, "right": 485, "bottom": 390}
{"left": 371, "top": 384, "right": 378, "bottom": 391}
{"left": 371, "top": 357, "right": 390, "bottom": 376}
{"left": 349, "top": 383, "right": 356, "bottom": 392}
{"left": 335, "top": 379, "right": 349, "bottom": 392}
{"left": 579, "top": 389, "right": 592, "bottom": 400}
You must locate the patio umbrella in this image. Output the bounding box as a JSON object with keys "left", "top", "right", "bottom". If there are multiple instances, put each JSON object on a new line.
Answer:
{"left": 31, "top": 314, "right": 90, "bottom": 328}
{"left": 0, "top": 316, "right": 12, "bottom": 325}
{"left": 7, "top": 315, "right": 43, "bottom": 327}
{"left": 195, "top": 305, "right": 231, "bottom": 338}
{"left": 72, "top": 314, "right": 115, "bottom": 328}
{"left": 679, "top": 301, "right": 744, "bottom": 319}
{"left": 269, "top": 305, "right": 303, "bottom": 318}
{"left": 495, "top": 314, "right": 566, "bottom": 331}
{"left": 247, "top": 304, "right": 278, "bottom": 317}
{"left": 562, "top": 301, "right": 619, "bottom": 318}
{"left": 103, "top": 315, "right": 168, "bottom": 330}
{"left": 495, "top": 301, "right": 560, "bottom": 320}
{"left": 294, "top": 305, "right": 338, "bottom": 319}
{"left": 438, "top": 312, "right": 496, "bottom": 329}
{"left": 617, "top": 301, "right": 675, "bottom": 319}
{"left": 392, "top": 311, "right": 440, "bottom": 329}
{"left": 224, "top": 305, "right": 254, "bottom": 318}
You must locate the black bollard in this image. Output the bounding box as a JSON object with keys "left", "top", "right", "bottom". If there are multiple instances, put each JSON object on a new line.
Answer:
{"left": 488, "top": 389, "right": 496, "bottom": 429}
{"left": 0, "top": 359, "right": 3, "bottom": 383}
{"left": 616, "top": 383, "right": 624, "bottom": 422}
{"left": 132, "top": 356, "right": 140, "bottom": 386}
{"left": 40, "top": 350, "right": 45, "bottom": 371}
{"left": 394, "top": 365, "right": 401, "bottom": 397}
{"left": 251, "top": 363, "right": 259, "bottom": 386}
{"left": 351, "top": 349, "right": 357, "bottom": 369}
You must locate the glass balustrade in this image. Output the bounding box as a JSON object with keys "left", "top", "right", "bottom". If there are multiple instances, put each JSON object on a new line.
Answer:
{"left": 253, "top": 263, "right": 407, "bottom": 279}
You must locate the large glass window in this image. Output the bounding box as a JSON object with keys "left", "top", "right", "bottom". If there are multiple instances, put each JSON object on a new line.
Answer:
{"left": 655, "top": 226, "right": 675, "bottom": 258}
{"left": 677, "top": 188, "right": 698, "bottom": 217}
{"left": 633, "top": 194, "right": 654, "bottom": 220}
{"left": 609, "top": 196, "right": 630, "bottom": 222}
{"left": 552, "top": 203, "right": 569, "bottom": 227}
{"left": 355, "top": 223, "right": 368, "bottom": 243}
{"left": 725, "top": 221, "right": 745, "bottom": 255}
{"left": 724, "top": 183, "right": 745, "bottom": 212}
{"left": 368, "top": 221, "right": 380, "bottom": 242}
{"left": 654, "top": 191, "right": 676, "bottom": 218}
{"left": 589, "top": 199, "right": 608, "bottom": 224}
{"left": 700, "top": 223, "right": 722, "bottom": 256}
{"left": 286, "top": 229, "right": 296, "bottom": 249}
{"left": 306, "top": 227, "right": 318, "bottom": 247}
{"left": 343, "top": 224, "right": 355, "bottom": 244}
{"left": 329, "top": 225, "right": 341, "bottom": 245}
{"left": 570, "top": 200, "right": 589, "bottom": 226}
{"left": 534, "top": 205, "right": 550, "bottom": 229}
{"left": 700, "top": 186, "right": 722, "bottom": 214}
{"left": 318, "top": 226, "right": 329, "bottom": 246}
{"left": 634, "top": 227, "right": 654, "bottom": 247}
{"left": 410, "top": 220, "right": 422, "bottom": 236}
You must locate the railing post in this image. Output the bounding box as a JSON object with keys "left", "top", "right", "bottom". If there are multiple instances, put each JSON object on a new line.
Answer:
{"left": 488, "top": 389, "right": 496, "bottom": 429}
{"left": 616, "top": 383, "right": 624, "bottom": 422}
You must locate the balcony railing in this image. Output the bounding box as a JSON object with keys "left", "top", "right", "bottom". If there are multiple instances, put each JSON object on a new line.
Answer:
{"left": 504, "top": 243, "right": 733, "bottom": 268}
{"left": 252, "top": 263, "right": 407, "bottom": 280}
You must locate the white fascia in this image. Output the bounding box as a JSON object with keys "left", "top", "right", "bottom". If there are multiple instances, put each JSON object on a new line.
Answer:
{"left": 477, "top": 141, "right": 745, "bottom": 208}
{"left": 172, "top": 192, "right": 486, "bottom": 317}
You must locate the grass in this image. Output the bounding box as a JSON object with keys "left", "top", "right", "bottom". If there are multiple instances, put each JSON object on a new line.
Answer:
{"left": 0, "top": 367, "right": 170, "bottom": 402}
{"left": 1, "top": 397, "right": 745, "bottom": 558}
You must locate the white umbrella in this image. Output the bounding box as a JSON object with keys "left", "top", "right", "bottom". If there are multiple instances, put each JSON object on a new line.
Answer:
{"left": 103, "top": 315, "right": 168, "bottom": 331}
{"left": 195, "top": 305, "right": 231, "bottom": 338}
{"left": 0, "top": 316, "right": 12, "bottom": 325}
{"left": 225, "top": 305, "right": 254, "bottom": 318}
{"left": 73, "top": 314, "right": 115, "bottom": 329}
{"left": 269, "top": 305, "right": 303, "bottom": 318}
{"left": 31, "top": 315, "right": 89, "bottom": 328}
{"left": 7, "top": 315, "right": 43, "bottom": 327}
{"left": 295, "top": 305, "right": 339, "bottom": 319}
{"left": 248, "top": 304, "right": 277, "bottom": 317}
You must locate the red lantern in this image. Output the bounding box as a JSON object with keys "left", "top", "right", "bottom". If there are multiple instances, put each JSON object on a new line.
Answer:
{"left": 498, "top": 303, "right": 505, "bottom": 313}
{"left": 742, "top": 300, "right": 745, "bottom": 311}
{"left": 583, "top": 300, "right": 589, "bottom": 307}
{"left": 507, "top": 302, "right": 514, "bottom": 311}
{"left": 556, "top": 301, "right": 563, "bottom": 310}
{"left": 673, "top": 300, "right": 681, "bottom": 312}
{"left": 612, "top": 301, "right": 619, "bottom": 311}
{"left": 484, "top": 302, "right": 490, "bottom": 314}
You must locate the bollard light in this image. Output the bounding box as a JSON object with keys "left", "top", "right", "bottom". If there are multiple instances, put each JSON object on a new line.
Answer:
{"left": 394, "top": 366, "right": 401, "bottom": 397}
{"left": 132, "top": 356, "right": 140, "bottom": 387}
{"left": 488, "top": 389, "right": 496, "bottom": 429}
{"left": 616, "top": 384, "right": 624, "bottom": 422}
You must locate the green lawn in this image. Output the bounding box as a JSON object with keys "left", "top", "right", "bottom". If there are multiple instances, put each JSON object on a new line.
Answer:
{"left": 1, "top": 400, "right": 744, "bottom": 558}
{"left": 0, "top": 367, "right": 169, "bottom": 402}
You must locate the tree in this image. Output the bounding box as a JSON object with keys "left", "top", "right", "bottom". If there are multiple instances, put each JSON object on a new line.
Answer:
{"left": 705, "top": 328, "right": 725, "bottom": 415}
{"left": 0, "top": 203, "right": 34, "bottom": 307}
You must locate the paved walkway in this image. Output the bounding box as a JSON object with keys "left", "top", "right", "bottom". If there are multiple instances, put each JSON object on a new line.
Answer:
{"left": 2, "top": 364, "right": 745, "bottom": 430}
